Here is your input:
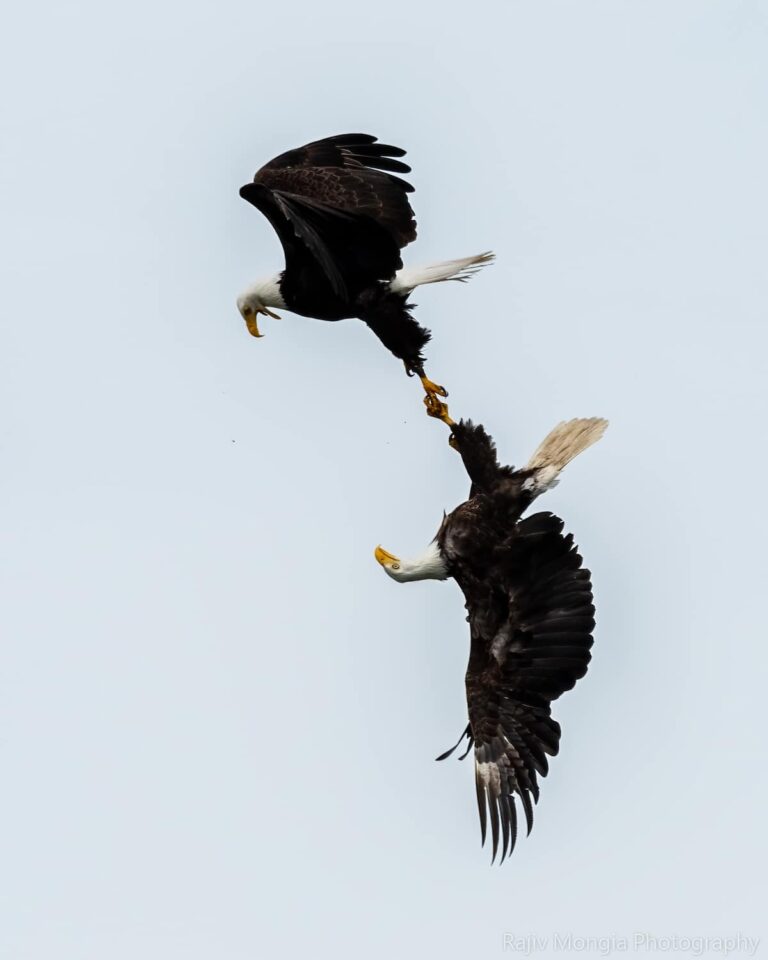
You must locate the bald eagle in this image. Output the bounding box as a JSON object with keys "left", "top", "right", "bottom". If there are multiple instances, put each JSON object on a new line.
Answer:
{"left": 237, "top": 133, "right": 493, "bottom": 409}
{"left": 375, "top": 416, "right": 607, "bottom": 862}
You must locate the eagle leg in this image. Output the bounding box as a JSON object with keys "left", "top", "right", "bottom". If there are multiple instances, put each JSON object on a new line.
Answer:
{"left": 401, "top": 362, "right": 448, "bottom": 397}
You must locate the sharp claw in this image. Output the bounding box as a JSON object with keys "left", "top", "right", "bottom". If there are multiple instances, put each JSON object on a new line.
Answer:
{"left": 420, "top": 374, "right": 449, "bottom": 399}
{"left": 423, "top": 393, "right": 455, "bottom": 427}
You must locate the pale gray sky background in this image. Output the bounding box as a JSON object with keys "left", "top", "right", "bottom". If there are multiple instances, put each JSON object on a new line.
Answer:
{"left": 2, "top": 1, "right": 767, "bottom": 958}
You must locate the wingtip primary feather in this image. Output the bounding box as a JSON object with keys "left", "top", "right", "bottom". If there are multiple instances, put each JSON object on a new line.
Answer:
{"left": 475, "top": 770, "right": 488, "bottom": 847}
{"left": 435, "top": 725, "right": 472, "bottom": 762}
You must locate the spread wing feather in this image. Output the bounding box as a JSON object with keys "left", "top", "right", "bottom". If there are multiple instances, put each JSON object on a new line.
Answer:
{"left": 256, "top": 133, "right": 414, "bottom": 183}
{"left": 457, "top": 512, "right": 595, "bottom": 863}
{"left": 240, "top": 133, "right": 417, "bottom": 298}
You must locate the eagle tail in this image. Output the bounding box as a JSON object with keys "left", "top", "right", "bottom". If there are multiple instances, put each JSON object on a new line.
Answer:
{"left": 525, "top": 418, "right": 608, "bottom": 494}
{"left": 389, "top": 251, "right": 494, "bottom": 295}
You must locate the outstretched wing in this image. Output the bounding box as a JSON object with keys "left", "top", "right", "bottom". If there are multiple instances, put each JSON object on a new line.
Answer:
{"left": 458, "top": 512, "right": 595, "bottom": 862}
{"left": 240, "top": 134, "right": 417, "bottom": 299}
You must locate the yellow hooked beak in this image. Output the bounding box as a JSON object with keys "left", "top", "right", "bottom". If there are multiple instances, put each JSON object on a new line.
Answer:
{"left": 374, "top": 545, "right": 401, "bottom": 570}
{"left": 243, "top": 306, "right": 282, "bottom": 339}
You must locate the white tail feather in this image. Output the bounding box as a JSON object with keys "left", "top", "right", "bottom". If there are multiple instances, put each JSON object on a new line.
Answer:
{"left": 524, "top": 418, "right": 608, "bottom": 494}
{"left": 390, "top": 251, "right": 494, "bottom": 295}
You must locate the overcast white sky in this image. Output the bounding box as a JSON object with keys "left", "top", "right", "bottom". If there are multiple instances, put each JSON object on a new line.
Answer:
{"left": 2, "top": 1, "right": 767, "bottom": 958}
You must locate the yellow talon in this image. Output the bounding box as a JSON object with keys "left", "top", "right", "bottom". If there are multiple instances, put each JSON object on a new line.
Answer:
{"left": 420, "top": 375, "right": 448, "bottom": 398}
{"left": 423, "top": 394, "right": 455, "bottom": 427}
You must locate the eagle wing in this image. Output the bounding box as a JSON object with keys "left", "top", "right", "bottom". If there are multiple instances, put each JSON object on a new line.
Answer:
{"left": 240, "top": 134, "right": 417, "bottom": 299}
{"left": 447, "top": 510, "right": 595, "bottom": 862}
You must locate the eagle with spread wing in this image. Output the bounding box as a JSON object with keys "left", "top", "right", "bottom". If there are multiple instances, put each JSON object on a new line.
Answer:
{"left": 238, "top": 133, "right": 492, "bottom": 410}
{"left": 374, "top": 416, "right": 607, "bottom": 862}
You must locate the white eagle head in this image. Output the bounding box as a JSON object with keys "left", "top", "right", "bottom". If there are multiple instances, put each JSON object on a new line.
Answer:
{"left": 373, "top": 541, "right": 449, "bottom": 584}
{"left": 236, "top": 276, "right": 286, "bottom": 338}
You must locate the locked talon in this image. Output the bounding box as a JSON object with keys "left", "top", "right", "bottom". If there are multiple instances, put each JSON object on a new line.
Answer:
{"left": 423, "top": 394, "right": 455, "bottom": 427}
{"left": 420, "top": 375, "right": 449, "bottom": 399}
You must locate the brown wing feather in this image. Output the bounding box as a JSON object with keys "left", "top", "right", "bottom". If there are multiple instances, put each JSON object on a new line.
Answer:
{"left": 252, "top": 134, "right": 417, "bottom": 248}
{"left": 256, "top": 133, "right": 413, "bottom": 181}
{"left": 446, "top": 509, "right": 595, "bottom": 863}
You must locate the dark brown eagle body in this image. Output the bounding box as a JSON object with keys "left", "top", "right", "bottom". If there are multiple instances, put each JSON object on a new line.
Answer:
{"left": 240, "top": 133, "right": 432, "bottom": 371}
{"left": 435, "top": 420, "right": 598, "bottom": 862}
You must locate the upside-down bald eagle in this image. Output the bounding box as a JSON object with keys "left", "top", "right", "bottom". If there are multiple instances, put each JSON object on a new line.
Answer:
{"left": 237, "top": 133, "right": 493, "bottom": 409}
{"left": 374, "top": 416, "right": 607, "bottom": 862}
